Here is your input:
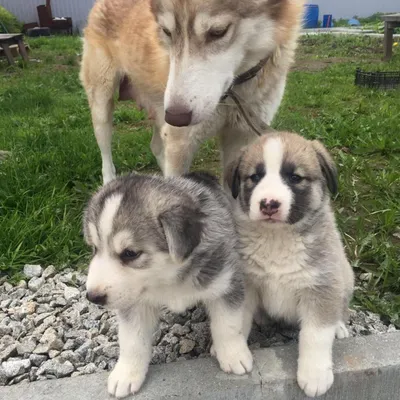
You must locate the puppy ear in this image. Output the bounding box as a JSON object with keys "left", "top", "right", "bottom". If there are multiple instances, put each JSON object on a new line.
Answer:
{"left": 158, "top": 205, "right": 204, "bottom": 263}
{"left": 224, "top": 156, "right": 242, "bottom": 199}
{"left": 312, "top": 140, "right": 338, "bottom": 195}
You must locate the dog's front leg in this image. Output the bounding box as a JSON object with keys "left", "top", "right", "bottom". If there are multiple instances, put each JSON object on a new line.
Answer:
{"left": 297, "top": 318, "right": 336, "bottom": 397}
{"left": 208, "top": 299, "right": 253, "bottom": 375}
{"left": 108, "top": 305, "right": 158, "bottom": 398}
{"left": 161, "top": 124, "right": 198, "bottom": 176}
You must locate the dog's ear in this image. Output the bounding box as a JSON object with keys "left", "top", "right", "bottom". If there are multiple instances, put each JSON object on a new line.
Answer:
{"left": 158, "top": 204, "right": 204, "bottom": 263}
{"left": 224, "top": 156, "right": 242, "bottom": 199}
{"left": 312, "top": 140, "right": 338, "bottom": 195}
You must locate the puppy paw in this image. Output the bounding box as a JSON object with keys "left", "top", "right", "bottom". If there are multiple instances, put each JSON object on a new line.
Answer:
{"left": 108, "top": 361, "right": 147, "bottom": 398}
{"left": 213, "top": 338, "right": 253, "bottom": 375}
{"left": 335, "top": 321, "right": 349, "bottom": 339}
{"left": 297, "top": 364, "right": 334, "bottom": 397}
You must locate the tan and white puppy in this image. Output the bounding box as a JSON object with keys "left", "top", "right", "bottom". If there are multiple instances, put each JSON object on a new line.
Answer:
{"left": 80, "top": 0, "right": 304, "bottom": 183}
{"left": 225, "top": 132, "right": 354, "bottom": 397}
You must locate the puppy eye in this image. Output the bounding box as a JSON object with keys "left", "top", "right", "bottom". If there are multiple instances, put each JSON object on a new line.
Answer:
{"left": 119, "top": 249, "right": 142, "bottom": 262}
{"left": 249, "top": 174, "right": 262, "bottom": 184}
{"left": 92, "top": 246, "right": 97, "bottom": 255}
{"left": 207, "top": 25, "right": 230, "bottom": 41}
{"left": 289, "top": 174, "right": 303, "bottom": 184}
{"left": 162, "top": 27, "right": 172, "bottom": 37}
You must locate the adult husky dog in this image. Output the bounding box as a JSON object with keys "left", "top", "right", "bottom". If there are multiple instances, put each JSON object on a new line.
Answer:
{"left": 80, "top": 0, "right": 304, "bottom": 183}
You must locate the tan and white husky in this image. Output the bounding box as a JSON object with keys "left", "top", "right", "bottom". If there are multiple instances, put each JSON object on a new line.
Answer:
{"left": 80, "top": 0, "right": 304, "bottom": 184}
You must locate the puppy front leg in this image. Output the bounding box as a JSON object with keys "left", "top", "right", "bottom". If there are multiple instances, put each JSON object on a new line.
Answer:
{"left": 208, "top": 298, "right": 253, "bottom": 375}
{"left": 297, "top": 321, "right": 336, "bottom": 397}
{"left": 108, "top": 305, "right": 158, "bottom": 398}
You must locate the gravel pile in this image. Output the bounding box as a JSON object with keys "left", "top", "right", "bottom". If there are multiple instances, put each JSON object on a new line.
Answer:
{"left": 0, "top": 265, "right": 397, "bottom": 386}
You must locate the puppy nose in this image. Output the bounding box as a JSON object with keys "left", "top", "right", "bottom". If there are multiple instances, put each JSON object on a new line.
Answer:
{"left": 260, "top": 199, "right": 281, "bottom": 216}
{"left": 165, "top": 106, "right": 192, "bottom": 127}
{"left": 86, "top": 291, "right": 107, "bottom": 306}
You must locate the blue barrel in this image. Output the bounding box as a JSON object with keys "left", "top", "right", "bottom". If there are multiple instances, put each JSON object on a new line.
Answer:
{"left": 303, "top": 4, "right": 319, "bottom": 29}
{"left": 322, "top": 14, "right": 333, "bottom": 28}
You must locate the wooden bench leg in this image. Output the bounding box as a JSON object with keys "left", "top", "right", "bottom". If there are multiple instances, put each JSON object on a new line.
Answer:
{"left": 383, "top": 22, "right": 393, "bottom": 61}
{"left": 17, "top": 39, "right": 29, "bottom": 62}
{"left": 1, "top": 43, "right": 15, "bottom": 65}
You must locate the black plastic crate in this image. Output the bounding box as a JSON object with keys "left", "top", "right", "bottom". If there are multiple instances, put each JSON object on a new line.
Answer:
{"left": 355, "top": 68, "right": 400, "bottom": 90}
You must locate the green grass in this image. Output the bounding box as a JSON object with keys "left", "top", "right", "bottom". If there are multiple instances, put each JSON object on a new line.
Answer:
{"left": 0, "top": 35, "right": 399, "bottom": 324}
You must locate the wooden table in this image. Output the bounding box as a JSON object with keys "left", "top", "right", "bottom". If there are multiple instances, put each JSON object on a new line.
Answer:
{"left": 382, "top": 13, "right": 400, "bottom": 61}
{"left": 0, "top": 34, "right": 29, "bottom": 65}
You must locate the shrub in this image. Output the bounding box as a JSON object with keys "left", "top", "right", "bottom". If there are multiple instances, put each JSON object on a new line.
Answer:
{"left": 0, "top": 6, "right": 22, "bottom": 33}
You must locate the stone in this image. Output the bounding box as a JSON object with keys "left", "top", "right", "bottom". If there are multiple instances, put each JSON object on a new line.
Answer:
{"left": 29, "top": 354, "right": 47, "bottom": 367}
{"left": 63, "top": 339, "right": 76, "bottom": 351}
{"left": 0, "top": 325, "right": 12, "bottom": 337}
{"left": 23, "top": 265, "right": 43, "bottom": 279}
{"left": 28, "top": 277, "right": 45, "bottom": 292}
{"left": 102, "top": 344, "right": 119, "bottom": 359}
{"left": 17, "top": 338, "right": 37, "bottom": 355}
{"left": 152, "top": 329, "right": 163, "bottom": 346}
{"left": 48, "top": 350, "right": 60, "bottom": 359}
{"left": 191, "top": 307, "right": 207, "bottom": 323}
{"left": 179, "top": 339, "right": 196, "bottom": 354}
{"left": 17, "top": 280, "right": 27, "bottom": 289}
{"left": 1, "top": 299, "right": 11, "bottom": 309}
{"left": 64, "top": 286, "right": 80, "bottom": 302}
{"left": 359, "top": 272, "right": 373, "bottom": 281}
{"left": 74, "top": 302, "right": 88, "bottom": 315}
{"left": 16, "top": 301, "right": 36, "bottom": 319}
{"left": 34, "top": 312, "right": 52, "bottom": 326}
{"left": 0, "top": 366, "right": 7, "bottom": 385}
{"left": 170, "top": 324, "right": 191, "bottom": 336}
{"left": 50, "top": 297, "right": 66, "bottom": 308}
{"left": 161, "top": 333, "right": 179, "bottom": 346}
{"left": 60, "top": 351, "right": 83, "bottom": 366}
{"left": 79, "top": 363, "right": 97, "bottom": 375}
{"left": 1, "top": 359, "right": 31, "bottom": 378}
{"left": 37, "top": 359, "right": 75, "bottom": 378}
{"left": 2, "top": 282, "right": 12, "bottom": 292}
{"left": 42, "top": 265, "right": 56, "bottom": 279}
{"left": 75, "top": 340, "right": 93, "bottom": 358}
{"left": 0, "top": 344, "right": 17, "bottom": 362}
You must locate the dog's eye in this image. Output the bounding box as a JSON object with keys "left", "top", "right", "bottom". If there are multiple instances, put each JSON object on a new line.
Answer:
{"left": 289, "top": 174, "right": 303, "bottom": 184}
{"left": 162, "top": 27, "right": 172, "bottom": 37}
{"left": 119, "top": 249, "right": 142, "bottom": 262}
{"left": 207, "top": 25, "right": 230, "bottom": 41}
{"left": 249, "top": 174, "right": 262, "bottom": 184}
{"left": 92, "top": 246, "right": 97, "bottom": 256}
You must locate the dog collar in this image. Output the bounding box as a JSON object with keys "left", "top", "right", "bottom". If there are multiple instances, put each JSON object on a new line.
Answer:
{"left": 220, "top": 56, "right": 270, "bottom": 101}
{"left": 220, "top": 56, "right": 274, "bottom": 137}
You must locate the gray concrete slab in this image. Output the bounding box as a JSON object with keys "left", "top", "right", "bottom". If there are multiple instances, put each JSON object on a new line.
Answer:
{"left": 1, "top": 332, "right": 400, "bottom": 400}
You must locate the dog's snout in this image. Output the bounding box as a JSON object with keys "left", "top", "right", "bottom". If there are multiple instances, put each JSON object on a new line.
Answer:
{"left": 260, "top": 199, "right": 281, "bottom": 216}
{"left": 165, "top": 106, "right": 192, "bottom": 127}
{"left": 86, "top": 291, "right": 107, "bottom": 306}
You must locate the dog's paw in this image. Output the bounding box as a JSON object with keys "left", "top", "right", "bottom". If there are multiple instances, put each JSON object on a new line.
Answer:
{"left": 297, "top": 364, "right": 334, "bottom": 397}
{"left": 108, "top": 361, "right": 146, "bottom": 398}
{"left": 335, "top": 321, "right": 349, "bottom": 339}
{"left": 213, "top": 338, "right": 253, "bottom": 375}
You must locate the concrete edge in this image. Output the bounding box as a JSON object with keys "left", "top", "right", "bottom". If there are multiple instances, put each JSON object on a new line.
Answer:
{"left": 1, "top": 332, "right": 399, "bottom": 400}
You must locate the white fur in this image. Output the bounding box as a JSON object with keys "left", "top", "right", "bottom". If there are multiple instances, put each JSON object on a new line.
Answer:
{"left": 297, "top": 324, "right": 335, "bottom": 397}
{"left": 164, "top": 16, "right": 278, "bottom": 125}
{"left": 249, "top": 138, "right": 292, "bottom": 221}
{"left": 99, "top": 194, "right": 123, "bottom": 241}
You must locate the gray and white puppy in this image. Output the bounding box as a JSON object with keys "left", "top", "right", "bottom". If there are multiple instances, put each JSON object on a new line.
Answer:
{"left": 224, "top": 132, "right": 354, "bottom": 398}
{"left": 83, "top": 172, "right": 252, "bottom": 399}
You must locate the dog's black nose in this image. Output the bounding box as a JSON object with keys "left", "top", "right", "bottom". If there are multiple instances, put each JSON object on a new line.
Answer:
{"left": 86, "top": 291, "right": 107, "bottom": 306}
{"left": 165, "top": 106, "right": 192, "bottom": 127}
{"left": 260, "top": 199, "right": 281, "bottom": 216}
